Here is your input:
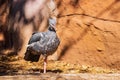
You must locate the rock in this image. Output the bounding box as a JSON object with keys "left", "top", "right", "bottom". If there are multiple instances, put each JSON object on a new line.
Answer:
{"left": 56, "top": 0, "right": 120, "bottom": 70}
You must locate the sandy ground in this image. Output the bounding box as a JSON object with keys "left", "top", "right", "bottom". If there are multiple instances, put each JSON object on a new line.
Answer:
{"left": 0, "top": 73, "right": 120, "bottom": 80}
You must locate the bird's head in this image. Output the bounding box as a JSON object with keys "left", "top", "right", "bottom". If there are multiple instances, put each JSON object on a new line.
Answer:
{"left": 48, "top": 18, "right": 57, "bottom": 32}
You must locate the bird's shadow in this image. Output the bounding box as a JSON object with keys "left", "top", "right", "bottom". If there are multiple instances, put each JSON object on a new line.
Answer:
{"left": 45, "top": 69, "right": 63, "bottom": 73}
{"left": 0, "top": 68, "right": 63, "bottom": 76}
{"left": 29, "top": 69, "right": 63, "bottom": 74}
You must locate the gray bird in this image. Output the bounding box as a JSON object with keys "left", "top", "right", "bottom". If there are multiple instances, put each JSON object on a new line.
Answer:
{"left": 24, "top": 18, "right": 60, "bottom": 73}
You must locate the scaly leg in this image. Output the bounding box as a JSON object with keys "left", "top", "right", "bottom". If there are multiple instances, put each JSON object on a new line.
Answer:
{"left": 43, "top": 56, "right": 47, "bottom": 73}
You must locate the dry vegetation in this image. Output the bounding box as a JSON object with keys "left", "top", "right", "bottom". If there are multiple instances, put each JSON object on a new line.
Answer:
{"left": 0, "top": 55, "right": 117, "bottom": 75}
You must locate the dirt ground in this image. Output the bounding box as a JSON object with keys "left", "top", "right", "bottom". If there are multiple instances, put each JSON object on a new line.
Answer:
{"left": 0, "top": 55, "right": 120, "bottom": 80}
{"left": 0, "top": 73, "right": 120, "bottom": 80}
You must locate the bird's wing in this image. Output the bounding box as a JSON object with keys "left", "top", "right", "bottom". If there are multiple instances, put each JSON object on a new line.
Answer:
{"left": 28, "top": 33, "right": 42, "bottom": 44}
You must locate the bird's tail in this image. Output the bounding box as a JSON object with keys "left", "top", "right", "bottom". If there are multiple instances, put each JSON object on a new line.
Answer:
{"left": 24, "top": 49, "right": 40, "bottom": 62}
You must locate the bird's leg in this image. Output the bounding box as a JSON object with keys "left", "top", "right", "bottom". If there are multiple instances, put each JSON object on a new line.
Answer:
{"left": 43, "top": 56, "right": 47, "bottom": 73}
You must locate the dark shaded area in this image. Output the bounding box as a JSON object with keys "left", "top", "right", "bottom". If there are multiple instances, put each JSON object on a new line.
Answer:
{"left": 0, "top": 55, "right": 63, "bottom": 76}
{"left": 58, "top": 45, "right": 70, "bottom": 60}
{"left": 0, "top": 68, "right": 63, "bottom": 76}
{"left": 70, "top": 0, "right": 79, "bottom": 7}
{"left": 3, "top": 0, "right": 29, "bottom": 52}
{"left": 56, "top": 0, "right": 62, "bottom": 8}
{"left": 46, "top": 69, "right": 63, "bottom": 73}
{"left": 0, "top": 0, "right": 48, "bottom": 55}
{"left": 24, "top": 49, "right": 40, "bottom": 62}
{"left": 0, "top": 0, "right": 8, "bottom": 52}
{"left": 28, "top": 69, "right": 63, "bottom": 74}
{"left": 0, "top": 54, "right": 62, "bottom": 76}
{"left": 0, "top": 0, "right": 8, "bottom": 16}
{"left": 0, "top": 55, "right": 20, "bottom": 76}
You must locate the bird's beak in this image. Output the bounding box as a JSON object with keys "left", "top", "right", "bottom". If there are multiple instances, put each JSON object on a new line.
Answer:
{"left": 50, "top": 23, "right": 57, "bottom": 31}
{"left": 49, "top": 17, "right": 57, "bottom": 31}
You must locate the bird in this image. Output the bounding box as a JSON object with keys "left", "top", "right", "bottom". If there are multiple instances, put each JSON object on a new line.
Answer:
{"left": 24, "top": 18, "right": 60, "bottom": 73}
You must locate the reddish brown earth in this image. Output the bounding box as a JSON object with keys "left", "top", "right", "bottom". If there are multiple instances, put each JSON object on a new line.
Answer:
{"left": 55, "top": 0, "right": 120, "bottom": 70}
